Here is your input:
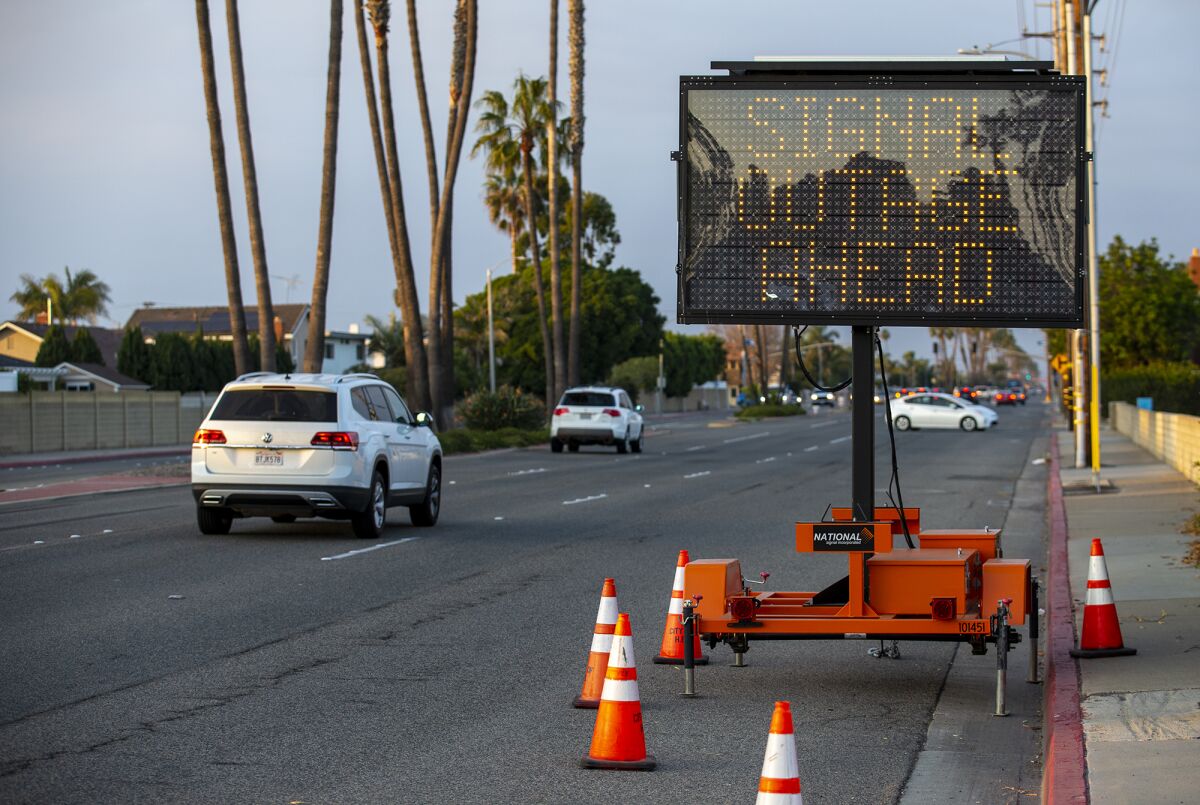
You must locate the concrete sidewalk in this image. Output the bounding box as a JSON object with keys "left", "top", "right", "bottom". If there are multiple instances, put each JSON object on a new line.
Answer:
{"left": 1053, "top": 428, "right": 1200, "bottom": 804}
{"left": 0, "top": 445, "right": 188, "bottom": 470}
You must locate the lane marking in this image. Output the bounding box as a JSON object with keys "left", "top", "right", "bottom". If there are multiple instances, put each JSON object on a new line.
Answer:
{"left": 723, "top": 431, "right": 771, "bottom": 444}
{"left": 321, "top": 537, "right": 419, "bottom": 561}
{"left": 563, "top": 494, "right": 608, "bottom": 505}
{"left": 804, "top": 445, "right": 819, "bottom": 453}
{"left": 829, "top": 436, "right": 852, "bottom": 445}
{"left": 508, "top": 468, "right": 547, "bottom": 476}
{"left": 755, "top": 457, "right": 776, "bottom": 464}
{"left": 685, "top": 445, "right": 706, "bottom": 452}
{"left": 809, "top": 420, "right": 837, "bottom": 429}
{"left": 684, "top": 471, "right": 711, "bottom": 479}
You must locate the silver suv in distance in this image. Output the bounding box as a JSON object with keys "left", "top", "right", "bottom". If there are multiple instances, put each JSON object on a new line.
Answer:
{"left": 191, "top": 373, "right": 442, "bottom": 538}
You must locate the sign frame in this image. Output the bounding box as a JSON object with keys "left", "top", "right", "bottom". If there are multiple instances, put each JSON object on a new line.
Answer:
{"left": 676, "top": 64, "right": 1089, "bottom": 329}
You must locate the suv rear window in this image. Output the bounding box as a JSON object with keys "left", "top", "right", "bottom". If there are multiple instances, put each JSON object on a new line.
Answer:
{"left": 561, "top": 391, "right": 616, "bottom": 407}
{"left": 211, "top": 389, "right": 338, "bottom": 422}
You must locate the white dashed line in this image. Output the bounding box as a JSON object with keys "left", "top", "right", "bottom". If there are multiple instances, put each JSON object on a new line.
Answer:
{"left": 563, "top": 494, "right": 608, "bottom": 505}
{"left": 755, "top": 457, "right": 776, "bottom": 464}
{"left": 508, "top": 468, "right": 547, "bottom": 476}
{"left": 684, "top": 471, "right": 711, "bottom": 479}
{"left": 685, "top": 445, "right": 706, "bottom": 452}
{"left": 804, "top": 445, "right": 819, "bottom": 452}
{"left": 321, "top": 537, "right": 419, "bottom": 561}
{"left": 723, "top": 431, "right": 771, "bottom": 444}
{"left": 809, "top": 420, "right": 837, "bottom": 429}
{"left": 829, "top": 436, "right": 852, "bottom": 444}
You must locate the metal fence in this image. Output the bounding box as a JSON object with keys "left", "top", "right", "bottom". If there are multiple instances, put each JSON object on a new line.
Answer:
{"left": 0, "top": 391, "right": 215, "bottom": 455}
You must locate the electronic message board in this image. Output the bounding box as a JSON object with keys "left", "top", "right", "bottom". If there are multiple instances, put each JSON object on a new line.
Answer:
{"left": 677, "top": 68, "right": 1087, "bottom": 327}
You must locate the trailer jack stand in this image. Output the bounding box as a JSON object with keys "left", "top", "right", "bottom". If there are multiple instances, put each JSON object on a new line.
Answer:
{"left": 727, "top": 634, "right": 750, "bottom": 667}
{"left": 868, "top": 640, "right": 901, "bottom": 659}
{"left": 993, "top": 598, "right": 1012, "bottom": 717}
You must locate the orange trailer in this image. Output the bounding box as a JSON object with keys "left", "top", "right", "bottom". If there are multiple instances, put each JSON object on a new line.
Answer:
{"left": 681, "top": 507, "right": 1037, "bottom": 714}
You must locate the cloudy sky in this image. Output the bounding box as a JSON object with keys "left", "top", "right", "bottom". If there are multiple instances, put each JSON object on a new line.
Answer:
{"left": 1, "top": 0, "right": 1194, "bottom": 365}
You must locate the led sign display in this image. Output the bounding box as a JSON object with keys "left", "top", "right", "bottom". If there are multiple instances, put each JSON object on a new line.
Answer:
{"left": 678, "top": 74, "right": 1086, "bottom": 326}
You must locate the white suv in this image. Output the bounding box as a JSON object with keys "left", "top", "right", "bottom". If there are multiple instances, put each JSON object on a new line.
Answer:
{"left": 191, "top": 373, "right": 442, "bottom": 538}
{"left": 550, "top": 386, "right": 644, "bottom": 454}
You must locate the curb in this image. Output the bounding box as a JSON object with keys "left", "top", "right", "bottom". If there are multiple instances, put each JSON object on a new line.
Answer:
{"left": 1042, "top": 444, "right": 1089, "bottom": 803}
{"left": 0, "top": 447, "right": 189, "bottom": 470}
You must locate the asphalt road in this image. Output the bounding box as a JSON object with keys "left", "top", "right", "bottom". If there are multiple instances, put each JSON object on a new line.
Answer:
{"left": 0, "top": 403, "right": 1049, "bottom": 804}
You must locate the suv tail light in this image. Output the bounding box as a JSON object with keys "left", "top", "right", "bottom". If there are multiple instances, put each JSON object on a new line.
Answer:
{"left": 602, "top": 408, "right": 621, "bottom": 417}
{"left": 193, "top": 429, "right": 226, "bottom": 445}
{"left": 554, "top": 407, "right": 569, "bottom": 416}
{"left": 311, "top": 431, "right": 359, "bottom": 450}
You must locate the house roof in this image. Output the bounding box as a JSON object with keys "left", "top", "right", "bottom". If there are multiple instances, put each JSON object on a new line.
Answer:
{"left": 0, "top": 321, "right": 123, "bottom": 368}
{"left": 0, "top": 354, "right": 34, "bottom": 368}
{"left": 56, "top": 362, "right": 150, "bottom": 389}
{"left": 126, "top": 304, "right": 309, "bottom": 338}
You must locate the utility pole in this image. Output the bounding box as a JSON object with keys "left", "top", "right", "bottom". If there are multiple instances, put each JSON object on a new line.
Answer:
{"left": 656, "top": 337, "right": 665, "bottom": 414}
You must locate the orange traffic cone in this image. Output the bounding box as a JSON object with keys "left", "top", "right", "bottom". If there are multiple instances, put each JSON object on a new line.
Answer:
{"left": 653, "top": 549, "right": 707, "bottom": 665}
{"left": 756, "top": 701, "right": 803, "bottom": 804}
{"left": 580, "top": 613, "right": 655, "bottom": 770}
{"left": 1071, "top": 538, "right": 1136, "bottom": 658}
{"left": 574, "top": 578, "right": 619, "bottom": 708}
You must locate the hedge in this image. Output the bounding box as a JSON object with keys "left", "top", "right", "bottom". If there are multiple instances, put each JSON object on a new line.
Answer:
{"left": 1102, "top": 362, "right": 1200, "bottom": 416}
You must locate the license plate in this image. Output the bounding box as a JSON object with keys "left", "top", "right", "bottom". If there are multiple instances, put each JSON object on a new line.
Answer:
{"left": 254, "top": 450, "right": 284, "bottom": 466}
{"left": 577, "top": 413, "right": 593, "bottom": 420}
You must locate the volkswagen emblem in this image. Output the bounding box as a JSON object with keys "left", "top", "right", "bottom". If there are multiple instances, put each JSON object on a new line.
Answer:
{"left": 261, "top": 432, "right": 273, "bottom": 444}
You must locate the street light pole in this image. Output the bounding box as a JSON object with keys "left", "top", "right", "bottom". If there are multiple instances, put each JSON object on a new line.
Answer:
{"left": 1083, "top": 7, "right": 1103, "bottom": 487}
{"left": 486, "top": 268, "right": 496, "bottom": 393}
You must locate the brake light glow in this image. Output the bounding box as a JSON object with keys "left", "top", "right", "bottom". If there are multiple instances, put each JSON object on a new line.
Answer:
{"left": 311, "top": 431, "right": 359, "bottom": 450}
{"left": 554, "top": 407, "right": 569, "bottom": 416}
{"left": 602, "top": 408, "right": 621, "bottom": 418}
{"left": 193, "top": 429, "right": 226, "bottom": 445}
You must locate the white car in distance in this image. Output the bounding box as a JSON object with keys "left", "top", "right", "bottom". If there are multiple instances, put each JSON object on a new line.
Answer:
{"left": 191, "top": 372, "right": 442, "bottom": 537}
{"left": 890, "top": 392, "right": 998, "bottom": 432}
{"left": 550, "top": 387, "right": 644, "bottom": 454}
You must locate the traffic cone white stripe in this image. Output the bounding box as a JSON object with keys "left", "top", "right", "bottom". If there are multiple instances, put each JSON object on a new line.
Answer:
{"left": 590, "top": 632, "right": 615, "bottom": 653}
{"left": 596, "top": 595, "right": 618, "bottom": 625}
{"left": 599, "top": 678, "right": 641, "bottom": 702}
{"left": 761, "top": 736, "right": 800, "bottom": 778}
{"left": 668, "top": 596, "right": 683, "bottom": 615}
{"left": 1086, "top": 586, "right": 1115, "bottom": 606}
{"left": 1088, "top": 554, "right": 1109, "bottom": 580}
{"left": 610, "top": 634, "right": 636, "bottom": 668}
{"left": 756, "top": 792, "right": 803, "bottom": 805}
{"left": 672, "top": 565, "right": 686, "bottom": 589}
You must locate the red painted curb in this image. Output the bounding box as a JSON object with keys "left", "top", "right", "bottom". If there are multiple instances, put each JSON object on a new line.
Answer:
{"left": 0, "top": 474, "right": 187, "bottom": 504}
{"left": 0, "top": 447, "right": 188, "bottom": 470}
{"left": 1042, "top": 444, "right": 1088, "bottom": 803}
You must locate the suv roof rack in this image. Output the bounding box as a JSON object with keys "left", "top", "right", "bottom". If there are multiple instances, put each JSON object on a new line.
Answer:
{"left": 336, "top": 373, "right": 379, "bottom": 383}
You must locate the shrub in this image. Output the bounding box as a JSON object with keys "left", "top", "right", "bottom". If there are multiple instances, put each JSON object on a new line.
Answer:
{"left": 608, "top": 356, "right": 658, "bottom": 404}
{"left": 438, "top": 427, "right": 548, "bottom": 455}
{"left": 457, "top": 386, "right": 545, "bottom": 430}
{"left": 735, "top": 403, "right": 805, "bottom": 420}
{"left": 1103, "top": 362, "right": 1200, "bottom": 416}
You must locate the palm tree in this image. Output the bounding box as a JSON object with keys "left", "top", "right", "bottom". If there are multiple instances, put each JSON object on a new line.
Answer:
{"left": 546, "top": 0, "right": 565, "bottom": 403}
{"left": 194, "top": 0, "right": 251, "bottom": 375}
{"left": 224, "top": 0, "right": 276, "bottom": 371}
{"left": 363, "top": 0, "right": 431, "bottom": 411}
{"left": 483, "top": 170, "right": 525, "bottom": 276}
{"left": 566, "top": 0, "right": 584, "bottom": 387}
{"left": 405, "top": 0, "right": 477, "bottom": 424}
{"left": 10, "top": 267, "right": 111, "bottom": 324}
{"left": 474, "top": 78, "right": 555, "bottom": 401}
{"left": 364, "top": 312, "right": 406, "bottom": 367}
{"left": 304, "top": 0, "right": 343, "bottom": 373}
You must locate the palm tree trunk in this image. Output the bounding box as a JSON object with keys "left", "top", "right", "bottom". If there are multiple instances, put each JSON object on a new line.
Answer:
{"left": 225, "top": 0, "right": 276, "bottom": 372}
{"left": 194, "top": 0, "right": 251, "bottom": 376}
{"left": 509, "top": 223, "right": 520, "bottom": 275}
{"left": 404, "top": 0, "right": 445, "bottom": 415}
{"left": 546, "top": 0, "right": 565, "bottom": 403}
{"left": 368, "top": 0, "right": 431, "bottom": 411}
{"left": 353, "top": 0, "right": 401, "bottom": 272}
{"left": 567, "top": 0, "right": 584, "bottom": 387}
{"left": 304, "top": 0, "right": 343, "bottom": 374}
{"left": 521, "top": 144, "right": 554, "bottom": 401}
{"left": 435, "top": 0, "right": 476, "bottom": 424}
